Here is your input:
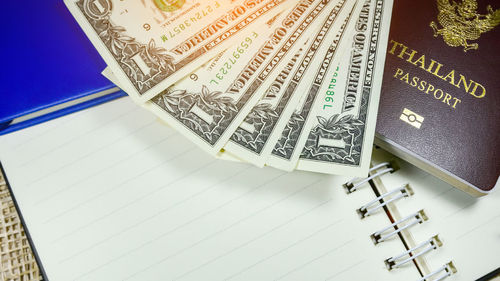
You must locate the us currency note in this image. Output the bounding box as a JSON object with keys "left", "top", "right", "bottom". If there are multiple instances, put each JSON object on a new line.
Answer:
{"left": 266, "top": 0, "right": 366, "bottom": 171}
{"left": 102, "top": 67, "right": 123, "bottom": 89}
{"left": 296, "top": 0, "right": 394, "bottom": 176}
{"left": 223, "top": 0, "right": 355, "bottom": 167}
{"left": 144, "top": 0, "right": 336, "bottom": 155}
{"left": 64, "top": 0, "right": 293, "bottom": 102}
{"left": 103, "top": 67, "right": 249, "bottom": 165}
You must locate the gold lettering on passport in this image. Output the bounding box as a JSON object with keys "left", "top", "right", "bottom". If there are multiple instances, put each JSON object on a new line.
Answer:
{"left": 392, "top": 68, "right": 462, "bottom": 109}
{"left": 429, "top": 0, "right": 500, "bottom": 52}
{"left": 388, "top": 40, "right": 486, "bottom": 106}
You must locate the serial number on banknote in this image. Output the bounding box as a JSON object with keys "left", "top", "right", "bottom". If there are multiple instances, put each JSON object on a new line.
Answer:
{"left": 210, "top": 32, "right": 259, "bottom": 85}
{"left": 323, "top": 66, "right": 340, "bottom": 110}
{"left": 160, "top": 2, "right": 223, "bottom": 40}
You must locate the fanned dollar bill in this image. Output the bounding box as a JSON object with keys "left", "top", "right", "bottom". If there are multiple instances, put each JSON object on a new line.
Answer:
{"left": 295, "top": 0, "right": 394, "bottom": 176}
{"left": 223, "top": 0, "right": 356, "bottom": 167}
{"left": 64, "top": 0, "right": 293, "bottom": 102}
{"left": 143, "top": 0, "right": 336, "bottom": 155}
{"left": 266, "top": 0, "right": 366, "bottom": 171}
{"left": 102, "top": 67, "right": 121, "bottom": 89}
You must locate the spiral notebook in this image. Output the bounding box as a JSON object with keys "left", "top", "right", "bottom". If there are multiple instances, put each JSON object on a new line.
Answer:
{"left": 363, "top": 149, "right": 500, "bottom": 281}
{"left": 0, "top": 97, "right": 498, "bottom": 281}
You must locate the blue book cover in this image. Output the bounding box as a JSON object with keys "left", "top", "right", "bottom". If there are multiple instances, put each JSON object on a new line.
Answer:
{"left": 0, "top": 1, "right": 126, "bottom": 135}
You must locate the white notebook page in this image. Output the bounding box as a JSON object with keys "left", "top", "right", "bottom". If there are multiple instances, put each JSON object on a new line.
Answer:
{"left": 0, "top": 98, "right": 419, "bottom": 281}
{"left": 375, "top": 150, "right": 500, "bottom": 281}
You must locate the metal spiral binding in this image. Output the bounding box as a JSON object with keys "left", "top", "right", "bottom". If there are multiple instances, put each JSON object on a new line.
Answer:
{"left": 344, "top": 159, "right": 457, "bottom": 280}
{"left": 418, "top": 262, "right": 457, "bottom": 281}
{"left": 385, "top": 235, "right": 442, "bottom": 270}
{"left": 343, "top": 162, "right": 395, "bottom": 193}
{"left": 371, "top": 210, "right": 428, "bottom": 244}
{"left": 357, "top": 184, "right": 414, "bottom": 219}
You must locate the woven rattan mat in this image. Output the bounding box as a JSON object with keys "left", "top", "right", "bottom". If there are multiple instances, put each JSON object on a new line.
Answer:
{"left": 0, "top": 171, "right": 41, "bottom": 281}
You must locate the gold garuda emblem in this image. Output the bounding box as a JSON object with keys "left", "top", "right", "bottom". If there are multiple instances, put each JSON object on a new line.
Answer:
{"left": 154, "top": 0, "right": 185, "bottom": 12}
{"left": 430, "top": 0, "right": 500, "bottom": 52}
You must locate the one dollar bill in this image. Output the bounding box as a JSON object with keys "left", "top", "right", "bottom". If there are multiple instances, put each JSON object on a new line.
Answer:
{"left": 145, "top": 0, "right": 335, "bottom": 155}
{"left": 296, "top": 0, "right": 394, "bottom": 176}
{"left": 266, "top": 0, "right": 363, "bottom": 171}
{"left": 224, "top": 0, "right": 355, "bottom": 167}
{"left": 64, "top": 0, "right": 292, "bottom": 102}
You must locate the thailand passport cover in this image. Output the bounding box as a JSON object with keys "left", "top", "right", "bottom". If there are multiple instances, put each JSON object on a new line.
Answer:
{"left": 0, "top": 1, "right": 125, "bottom": 135}
{"left": 375, "top": 0, "right": 500, "bottom": 196}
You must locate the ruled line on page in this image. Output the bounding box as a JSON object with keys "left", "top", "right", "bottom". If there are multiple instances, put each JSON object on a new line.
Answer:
{"left": 456, "top": 213, "right": 500, "bottom": 240}
{"left": 6, "top": 97, "right": 133, "bottom": 151}
{"left": 22, "top": 108, "right": 147, "bottom": 188}
{"left": 51, "top": 164, "right": 250, "bottom": 257}
{"left": 225, "top": 238, "right": 352, "bottom": 281}
{"left": 171, "top": 217, "right": 343, "bottom": 281}
{"left": 82, "top": 178, "right": 332, "bottom": 281}
{"left": 1, "top": 98, "right": 413, "bottom": 281}
{"left": 58, "top": 168, "right": 288, "bottom": 264}
{"left": 122, "top": 178, "right": 329, "bottom": 280}
{"left": 18, "top": 106, "right": 141, "bottom": 169}
{"left": 70, "top": 171, "right": 289, "bottom": 279}
{"left": 8, "top": 112, "right": 79, "bottom": 151}
{"left": 31, "top": 125, "right": 189, "bottom": 216}
{"left": 42, "top": 145, "right": 197, "bottom": 225}
{"left": 33, "top": 123, "right": 172, "bottom": 205}
{"left": 224, "top": 232, "right": 355, "bottom": 281}
{"left": 5, "top": 98, "right": 110, "bottom": 151}
{"left": 324, "top": 260, "right": 367, "bottom": 281}
{"left": 444, "top": 200, "right": 476, "bottom": 219}
{"left": 50, "top": 158, "right": 223, "bottom": 243}
{"left": 273, "top": 239, "right": 355, "bottom": 281}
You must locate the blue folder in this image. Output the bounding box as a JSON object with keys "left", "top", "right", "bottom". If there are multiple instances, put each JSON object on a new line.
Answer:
{"left": 0, "top": 1, "right": 126, "bottom": 135}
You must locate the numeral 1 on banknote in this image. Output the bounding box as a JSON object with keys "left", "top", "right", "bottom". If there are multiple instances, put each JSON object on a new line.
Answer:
{"left": 297, "top": 0, "right": 395, "bottom": 176}
{"left": 64, "top": 0, "right": 293, "bottom": 102}
{"left": 224, "top": 0, "right": 355, "bottom": 167}
{"left": 266, "top": 0, "right": 362, "bottom": 171}
{"left": 145, "top": 0, "right": 334, "bottom": 155}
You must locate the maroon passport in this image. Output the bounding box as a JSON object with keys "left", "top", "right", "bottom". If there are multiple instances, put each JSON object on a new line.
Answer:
{"left": 375, "top": 0, "right": 500, "bottom": 196}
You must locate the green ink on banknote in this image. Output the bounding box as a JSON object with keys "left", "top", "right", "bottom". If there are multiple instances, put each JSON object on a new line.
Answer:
{"left": 210, "top": 32, "right": 259, "bottom": 85}
{"left": 323, "top": 66, "right": 339, "bottom": 110}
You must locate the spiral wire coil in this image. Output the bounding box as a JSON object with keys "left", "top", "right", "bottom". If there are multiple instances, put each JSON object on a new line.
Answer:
{"left": 345, "top": 161, "right": 456, "bottom": 281}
